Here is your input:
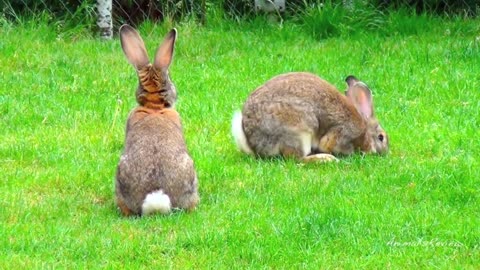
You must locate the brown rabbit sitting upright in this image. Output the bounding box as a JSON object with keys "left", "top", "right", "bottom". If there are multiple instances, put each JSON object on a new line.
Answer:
{"left": 115, "top": 25, "right": 199, "bottom": 216}
{"left": 232, "top": 72, "right": 389, "bottom": 162}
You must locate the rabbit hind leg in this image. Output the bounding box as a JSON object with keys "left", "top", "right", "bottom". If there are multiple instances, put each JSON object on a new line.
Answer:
{"left": 116, "top": 196, "right": 135, "bottom": 217}
{"left": 279, "top": 131, "right": 312, "bottom": 159}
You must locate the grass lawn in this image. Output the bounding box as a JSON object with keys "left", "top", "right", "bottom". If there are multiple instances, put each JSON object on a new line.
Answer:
{"left": 1, "top": 13, "right": 479, "bottom": 268}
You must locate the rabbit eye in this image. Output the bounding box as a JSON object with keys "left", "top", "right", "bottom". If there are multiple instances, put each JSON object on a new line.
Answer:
{"left": 378, "top": 134, "right": 384, "bottom": 142}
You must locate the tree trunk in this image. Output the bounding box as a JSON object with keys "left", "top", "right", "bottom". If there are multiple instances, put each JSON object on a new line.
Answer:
{"left": 201, "top": 0, "right": 206, "bottom": 25}
{"left": 97, "top": 0, "right": 113, "bottom": 39}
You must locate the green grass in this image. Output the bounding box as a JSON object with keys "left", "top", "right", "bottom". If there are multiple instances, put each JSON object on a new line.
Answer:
{"left": 1, "top": 12, "right": 479, "bottom": 268}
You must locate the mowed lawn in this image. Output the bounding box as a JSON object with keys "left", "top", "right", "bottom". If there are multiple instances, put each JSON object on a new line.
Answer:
{"left": 1, "top": 15, "right": 479, "bottom": 268}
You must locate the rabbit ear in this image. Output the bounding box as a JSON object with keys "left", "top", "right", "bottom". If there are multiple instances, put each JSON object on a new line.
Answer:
{"left": 153, "top": 28, "right": 177, "bottom": 71}
{"left": 119, "top": 24, "right": 150, "bottom": 70}
{"left": 346, "top": 83, "right": 374, "bottom": 119}
{"left": 345, "top": 75, "right": 360, "bottom": 88}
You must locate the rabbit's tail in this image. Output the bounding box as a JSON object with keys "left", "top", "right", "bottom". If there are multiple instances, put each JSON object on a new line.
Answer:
{"left": 232, "top": 111, "right": 254, "bottom": 155}
{"left": 142, "top": 190, "right": 171, "bottom": 215}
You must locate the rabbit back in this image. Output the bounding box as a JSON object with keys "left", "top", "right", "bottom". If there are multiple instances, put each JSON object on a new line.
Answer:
{"left": 239, "top": 72, "right": 367, "bottom": 157}
{"left": 116, "top": 109, "right": 198, "bottom": 215}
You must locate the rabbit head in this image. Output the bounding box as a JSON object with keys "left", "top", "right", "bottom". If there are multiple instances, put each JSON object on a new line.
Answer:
{"left": 345, "top": 75, "right": 389, "bottom": 155}
{"left": 120, "top": 24, "right": 177, "bottom": 110}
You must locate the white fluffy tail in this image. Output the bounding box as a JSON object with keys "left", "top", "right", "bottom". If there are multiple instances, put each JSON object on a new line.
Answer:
{"left": 142, "top": 190, "right": 171, "bottom": 215}
{"left": 231, "top": 111, "right": 253, "bottom": 155}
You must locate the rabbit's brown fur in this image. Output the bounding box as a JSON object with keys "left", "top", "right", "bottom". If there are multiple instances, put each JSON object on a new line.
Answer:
{"left": 233, "top": 72, "right": 388, "bottom": 161}
{"left": 115, "top": 25, "right": 198, "bottom": 216}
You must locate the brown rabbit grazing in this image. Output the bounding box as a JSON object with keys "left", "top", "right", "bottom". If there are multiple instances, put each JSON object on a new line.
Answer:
{"left": 232, "top": 72, "right": 388, "bottom": 162}
{"left": 115, "top": 25, "right": 199, "bottom": 216}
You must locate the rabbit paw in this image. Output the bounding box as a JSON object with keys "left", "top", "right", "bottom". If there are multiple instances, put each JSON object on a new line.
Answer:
{"left": 303, "top": 153, "right": 339, "bottom": 163}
